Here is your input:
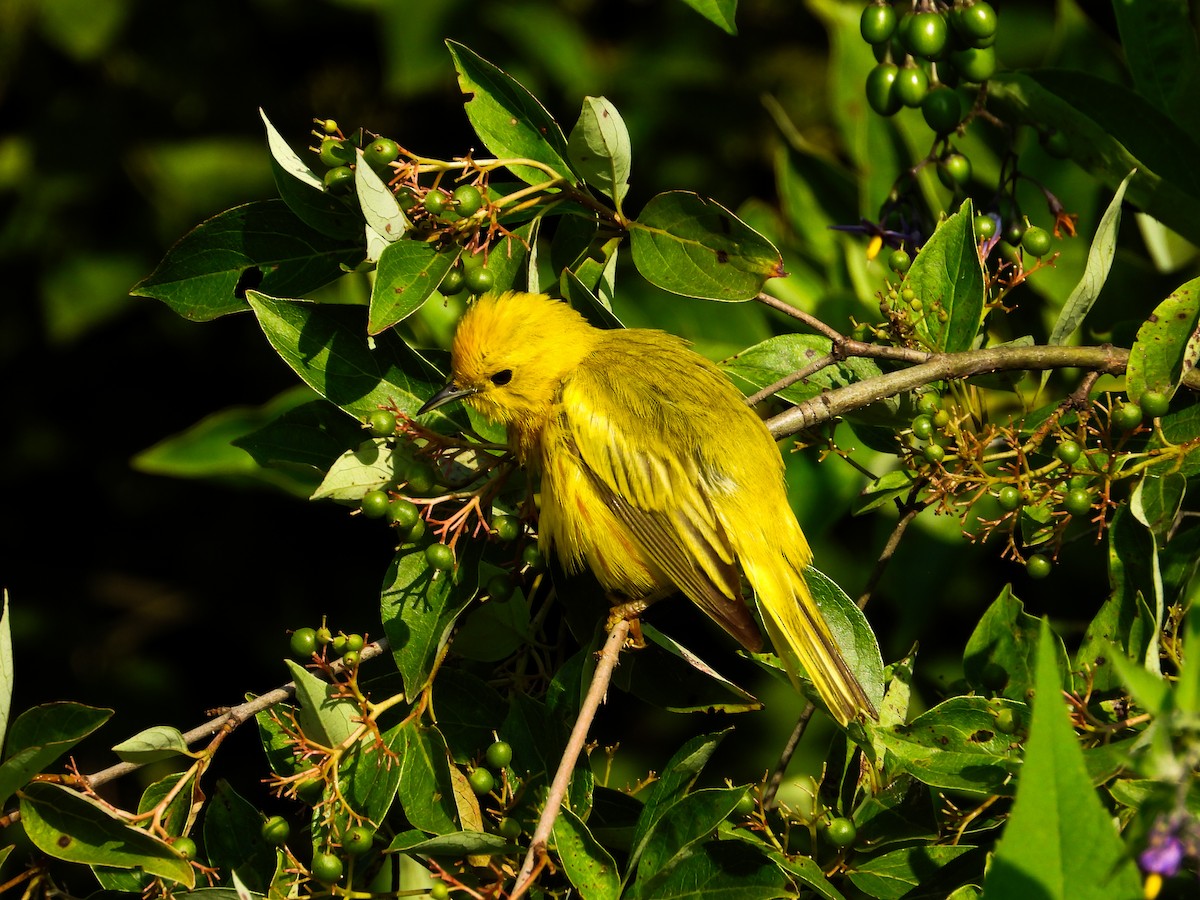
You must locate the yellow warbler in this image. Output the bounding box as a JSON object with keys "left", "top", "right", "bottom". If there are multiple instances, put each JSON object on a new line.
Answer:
{"left": 419, "top": 291, "right": 876, "bottom": 725}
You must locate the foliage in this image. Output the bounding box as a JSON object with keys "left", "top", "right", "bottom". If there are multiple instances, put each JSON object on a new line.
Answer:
{"left": 3, "top": 2, "right": 1200, "bottom": 899}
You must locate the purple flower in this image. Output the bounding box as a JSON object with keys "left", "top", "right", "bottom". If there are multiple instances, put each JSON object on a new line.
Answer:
{"left": 1140, "top": 819, "right": 1185, "bottom": 877}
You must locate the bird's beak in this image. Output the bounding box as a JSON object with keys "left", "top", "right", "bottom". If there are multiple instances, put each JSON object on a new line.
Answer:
{"left": 418, "top": 380, "right": 476, "bottom": 415}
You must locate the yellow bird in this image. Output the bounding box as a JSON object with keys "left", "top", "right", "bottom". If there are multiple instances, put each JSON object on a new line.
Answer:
{"left": 419, "top": 291, "right": 876, "bottom": 725}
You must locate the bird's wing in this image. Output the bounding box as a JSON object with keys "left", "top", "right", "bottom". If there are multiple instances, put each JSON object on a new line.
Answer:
{"left": 557, "top": 347, "right": 762, "bottom": 651}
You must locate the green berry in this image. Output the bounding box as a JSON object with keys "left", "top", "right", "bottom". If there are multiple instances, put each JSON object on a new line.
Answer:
{"left": 911, "top": 415, "right": 934, "bottom": 440}
{"left": 521, "top": 544, "right": 546, "bottom": 571}
{"left": 931, "top": 409, "right": 950, "bottom": 429}
{"left": 904, "top": 12, "right": 948, "bottom": 58}
{"left": 318, "top": 138, "right": 354, "bottom": 168}
{"left": 1064, "top": 488, "right": 1092, "bottom": 518}
{"left": 320, "top": 119, "right": 339, "bottom": 136}
{"left": 452, "top": 184, "right": 484, "bottom": 216}
{"left": 464, "top": 266, "right": 495, "bottom": 294}
{"left": 323, "top": 166, "right": 354, "bottom": 192}
{"left": 261, "top": 815, "right": 291, "bottom": 846}
{"left": 894, "top": 64, "right": 929, "bottom": 108}
{"left": 332, "top": 634, "right": 349, "bottom": 655}
{"left": 997, "top": 485, "right": 1022, "bottom": 512}
{"left": 361, "top": 489, "right": 391, "bottom": 519}
{"left": 1026, "top": 553, "right": 1052, "bottom": 579}
{"left": 1040, "top": 129, "right": 1070, "bottom": 159}
{"left": 425, "top": 542, "right": 455, "bottom": 571}
{"left": 865, "top": 63, "right": 902, "bottom": 117}
{"left": 172, "top": 836, "right": 197, "bottom": 859}
{"left": 487, "top": 574, "right": 515, "bottom": 602}
{"left": 497, "top": 816, "right": 523, "bottom": 840}
{"left": 917, "top": 394, "right": 941, "bottom": 415}
{"left": 342, "top": 825, "right": 374, "bottom": 856}
{"left": 430, "top": 881, "right": 450, "bottom": 900}
{"left": 973, "top": 214, "right": 997, "bottom": 240}
{"left": 388, "top": 498, "right": 421, "bottom": 529}
{"left": 733, "top": 791, "right": 756, "bottom": 817}
{"left": 485, "top": 740, "right": 513, "bottom": 770}
{"left": 1140, "top": 390, "right": 1170, "bottom": 418}
{"left": 1054, "top": 440, "right": 1082, "bottom": 466}
{"left": 405, "top": 516, "right": 427, "bottom": 543}
{"left": 949, "top": 45, "right": 996, "bottom": 82}
{"left": 468, "top": 767, "right": 495, "bottom": 795}
{"left": 491, "top": 515, "right": 522, "bottom": 542}
{"left": 311, "top": 851, "right": 343, "bottom": 884}
{"left": 888, "top": 249, "right": 911, "bottom": 274}
{"left": 403, "top": 461, "right": 437, "bottom": 495}
{"left": 1002, "top": 222, "right": 1026, "bottom": 246}
{"left": 315, "top": 626, "right": 333, "bottom": 646}
{"left": 345, "top": 633, "right": 365, "bottom": 653}
{"left": 1113, "top": 402, "right": 1143, "bottom": 430}
{"left": 423, "top": 191, "right": 448, "bottom": 216}
{"left": 1022, "top": 226, "right": 1052, "bottom": 258}
{"left": 290, "top": 627, "right": 317, "bottom": 659}
{"left": 440, "top": 267, "right": 465, "bottom": 296}
{"left": 954, "top": 2, "right": 998, "bottom": 43}
{"left": 921, "top": 86, "right": 963, "bottom": 134}
{"left": 367, "top": 409, "right": 397, "bottom": 437}
{"left": 826, "top": 817, "right": 857, "bottom": 848}
{"left": 923, "top": 444, "right": 946, "bottom": 464}
{"left": 859, "top": 2, "right": 897, "bottom": 44}
{"left": 994, "top": 706, "right": 1017, "bottom": 734}
{"left": 342, "top": 652, "right": 361, "bottom": 669}
{"left": 364, "top": 137, "right": 399, "bottom": 171}
{"left": 938, "top": 153, "right": 972, "bottom": 189}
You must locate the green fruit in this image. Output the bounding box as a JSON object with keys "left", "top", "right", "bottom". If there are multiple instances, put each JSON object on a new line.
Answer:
{"left": 487, "top": 574, "right": 515, "bottom": 602}
{"left": 318, "top": 138, "right": 354, "bottom": 168}
{"left": 1113, "top": 402, "right": 1143, "bottom": 430}
{"left": 346, "top": 634, "right": 365, "bottom": 653}
{"left": 332, "top": 634, "right": 349, "bottom": 655}
{"left": 468, "top": 767, "right": 495, "bottom": 795}
{"left": 315, "top": 626, "right": 333, "bottom": 646}
{"left": 426, "top": 542, "right": 455, "bottom": 571}
{"left": 911, "top": 415, "right": 934, "bottom": 440}
{"left": 955, "top": 2, "right": 998, "bottom": 43}
{"left": 1064, "top": 488, "right": 1092, "bottom": 518}
{"left": 973, "top": 214, "right": 997, "bottom": 240}
{"left": 295, "top": 772, "right": 325, "bottom": 805}
{"left": 994, "top": 706, "right": 1017, "bottom": 734}
{"left": 440, "top": 267, "right": 465, "bottom": 296}
{"left": 485, "top": 740, "right": 514, "bottom": 770}
{"left": 405, "top": 516, "right": 427, "bottom": 543}
{"left": 320, "top": 119, "right": 339, "bottom": 136}
{"left": 923, "top": 444, "right": 946, "bottom": 464}
{"left": 342, "top": 825, "right": 374, "bottom": 856}
{"left": 290, "top": 627, "right": 317, "bottom": 659}
{"left": 904, "top": 12, "right": 948, "bottom": 58}
{"left": 341, "top": 649, "right": 359, "bottom": 667}
{"left": 917, "top": 394, "right": 941, "bottom": 415}
{"left": 430, "top": 881, "right": 451, "bottom": 900}
{"left": 894, "top": 64, "right": 929, "bottom": 107}
{"left": 361, "top": 490, "right": 391, "bottom": 519}
{"left": 949, "top": 45, "right": 996, "bottom": 82}
{"left": 497, "top": 816, "right": 523, "bottom": 840}
{"left": 423, "top": 191, "right": 449, "bottom": 216}
{"left": 173, "top": 836, "right": 197, "bottom": 859}
{"left": 1040, "top": 129, "right": 1070, "bottom": 159}
{"left": 865, "top": 63, "right": 902, "bottom": 116}
{"left": 921, "top": 86, "right": 963, "bottom": 134}
{"left": 1140, "top": 390, "right": 1170, "bottom": 418}
{"left": 323, "top": 166, "right": 354, "bottom": 192}
{"left": 938, "top": 153, "right": 972, "bottom": 189}
{"left": 522, "top": 544, "right": 546, "bottom": 571}
{"left": 1022, "top": 226, "right": 1052, "bottom": 258}
{"left": 997, "top": 485, "right": 1021, "bottom": 511}
{"left": 888, "top": 249, "right": 911, "bottom": 274}
{"left": 859, "top": 2, "right": 897, "bottom": 44}
{"left": 1025, "top": 553, "right": 1052, "bottom": 579}
{"left": 367, "top": 409, "right": 397, "bottom": 437}
{"left": 261, "top": 815, "right": 291, "bottom": 846}
{"left": 733, "top": 791, "right": 756, "bottom": 817}
{"left": 464, "top": 266, "right": 495, "bottom": 294}
{"left": 826, "top": 817, "right": 857, "bottom": 848}
{"left": 491, "top": 514, "right": 522, "bottom": 542}
{"left": 404, "top": 462, "right": 437, "bottom": 495}
{"left": 452, "top": 184, "right": 484, "bottom": 216}
{"left": 364, "top": 137, "right": 399, "bottom": 171}
{"left": 1054, "top": 440, "right": 1081, "bottom": 465}
{"left": 1002, "top": 222, "right": 1026, "bottom": 246}
{"left": 311, "top": 851, "right": 343, "bottom": 884}
{"left": 388, "top": 498, "right": 421, "bottom": 530}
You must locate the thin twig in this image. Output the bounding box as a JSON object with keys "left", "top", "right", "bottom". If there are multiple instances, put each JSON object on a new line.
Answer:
{"left": 510, "top": 620, "right": 630, "bottom": 899}
{"left": 857, "top": 505, "right": 923, "bottom": 610}
{"left": 763, "top": 702, "right": 816, "bottom": 809}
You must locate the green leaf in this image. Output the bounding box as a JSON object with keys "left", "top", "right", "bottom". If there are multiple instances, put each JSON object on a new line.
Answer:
{"left": 983, "top": 621, "right": 1143, "bottom": 899}
{"left": 853, "top": 470, "right": 918, "bottom": 516}
{"left": 341, "top": 723, "right": 404, "bottom": 824}
{"left": 677, "top": 0, "right": 737, "bottom": 34}
{"left": 634, "top": 786, "right": 746, "bottom": 887}
{"left": 1150, "top": 403, "right": 1200, "bottom": 477}
{"left": 203, "top": 780, "right": 277, "bottom": 893}
{"left": 800, "top": 568, "right": 886, "bottom": 714}
{"left": 1111, "top": 0, "right": 1200, "bottom": 143}
{"left": 232, "top": 394, "right": 365, "bottom": 485}
{"left": 1130, "top": 473, "right": 1186, "bottom": 541}
{"left": 963, "top": 586, "right": 1070, "bottom": 701}
{"left": 1108, "top": 649, "right": 1171, "bottom": 717}
{"left": 500, "top": 691, "right": 594, "bottom": 816}
{"left": 112, "top": 726, "right": 193, "bottom": 764}
{"left": 445, "top": 41, "right": 573, "bottom": 185}
{"left": 0, "top": 593, "right": 11, "bottom": 758}
{"left": 905, "top": 199, "right": 985, "bottom": 352}
{"left": 619, "top": 623, "right": 760, "bottom": 714}
{"left": 283, "top": 660, "right": 359, "bottom": 748}
{"left": 567, "top": 96, "right": 631, "bottom": 207}
{"left": 310, "top": 438, "right": 407, "bottom": 501}
{"left": 0, "top": 703, "right": 112, "bottom": 808}
{"left": 386, "top": 829, "right": 510, "bottom": 856}
{"left": 451, "top": 590, "right": 531, "bottom": 663}
{"left": 246, "top": 292, "right": 458, "bottom": 423}
{"left": 1126, "top": 274, "right": 1200, "bottom": 402}
{"left": 770, "top": 850, "right": 846, "bottom": 899}
{"left": 847, "top": 845, "right": 980, "bottom": 900}
{"left": 1046, "top": 170, "right": 1134, "bottom": 351}
{"left": 629, "top": 191, "right": 785, "bottom": 301}
{"left": 873, "top": 696, "right": 1027, "bottom": 795}
{"left": 986, "top": 71, "right": 1200, "bottom": 245}
{"left": 553, "top": 806, "right": 621, "bottom": 900}
{"left": 131, "top": 200, "right": 364, "bottom": 321}
{"left": 720, "top": 334, "right": 884, "bottom": 405}
{"left": 355, "top": 148, "right": 409, "bottom": 260}
{"left": 368, "top": 241, "right": 457, "bottom": 334}
{"left": 1075, "top": 586, "right": 1154, "bottom": 694}
{"left": 19, "top": 782, "right": 195, "bottom": 887}
{"left": 431, "top": 669, "right": 505, "bottom": 765}
{"left": 632, "top": 840, "right": 791, "bottom": 899}
{"left": 398, "top": 723, "right": 459, "bottom": 834}
{"left": 871, "top": 649, "right": 916, "bottom": 772}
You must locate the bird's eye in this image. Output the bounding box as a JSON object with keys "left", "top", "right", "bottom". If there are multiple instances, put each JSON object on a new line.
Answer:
{"left": 490, "top": 369, "right": 513, "bottom": 386}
